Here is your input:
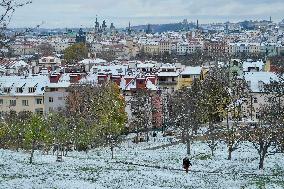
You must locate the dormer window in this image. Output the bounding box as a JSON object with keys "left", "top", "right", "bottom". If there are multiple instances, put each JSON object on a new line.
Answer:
{"left": 28, "top": 87, "right": 36, "bottom": 93}
{"left": 16, "top": 87, "right": 23, "bottom": 93}
{"left": 4, "top": 87, "right": 10, "bottom": 93}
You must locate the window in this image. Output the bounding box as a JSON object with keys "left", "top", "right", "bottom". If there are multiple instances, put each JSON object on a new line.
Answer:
{"left": 35, "top": 108, "right": 43, "bottom": 115}
{"left": 254, "top": 97, "right": 258, "bottom": 103}
{"left": 36, "top": 98, "right": 42, "bottom": 104}
{"left": 50, "top": 88, "right": 58, "bottom": 92}
{"left": 22, "top": 100, "right": 29, "bottom": 106}
{"left": 28, "top": 87, "right": 36, "bottom": 93}
{"left": 0, "top": 99, "right": 3, "bottom": 105}
{"left": 49, "top": 97, "right": 54, "bottom": 102}
{"left": 10, "top": 100, "right": 16, "bottom": 106}
{"left": 49, "top": 107, "right": 53, "bottom": 112}
{"left": 16, "top": 87, "right": 23, "bottom": 93}
{"left": 4, "top": 87, "right": 10, "bottom": 93}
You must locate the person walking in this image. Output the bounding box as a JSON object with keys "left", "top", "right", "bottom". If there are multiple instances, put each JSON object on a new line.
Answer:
{"left": 183, "top": 157, "right": 192, "bottom": 173}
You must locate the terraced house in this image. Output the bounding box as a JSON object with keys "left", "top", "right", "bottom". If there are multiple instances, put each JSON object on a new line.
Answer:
{"left": 0, "top": 75, "right": 48, "bottom": 115}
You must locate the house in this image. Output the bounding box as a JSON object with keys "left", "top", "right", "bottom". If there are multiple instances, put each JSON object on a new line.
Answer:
{"left": 242, "top": 72, "right": 278, "bottom": 121}
{"left": 0, "top": 75, "right": 49, "bottom": 115}
{"left": 178, "top": 66, "right": 202, "bottom": 89}
{"left": 242, "top": 60, "right": 264, "bottom": 72}
{"left": 157, "top": 63, "right": 179, "bottom": 93}
{"left": 38, "top": 56, "right": 61, "bottom": 70}
{"left": 0, "top": 59, "right": 29, "bottom": 75}
{"left": 44, "top": 82, "right": 70, "bottom": 114}
{"left": 137, "top": 62, "right": 156, "bottom": 73}
{"left": 79, "top": 58, "right": 107, "bottom": 72}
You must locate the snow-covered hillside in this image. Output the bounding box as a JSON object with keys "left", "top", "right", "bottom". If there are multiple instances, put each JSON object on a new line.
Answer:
{"left": 0, "top": 133, "right": 283, "bottom": 189}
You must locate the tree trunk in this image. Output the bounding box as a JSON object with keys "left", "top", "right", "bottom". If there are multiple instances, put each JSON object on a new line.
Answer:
{"left": 259, "top": 154, "right": 265, "bottom": 170}
{"left": 228, "top": 147, "right": 232, "bottom": 160}
{"left": 182, "top": 131, "right": 186, "bottom": 144}
{"left": 16, "top": 137, "right": 20, "bottom": 152}
{"left": 29, "top": 141, "right": 35, "bottom": 164}
{"left": 146, "top": 129, "right": 149, "bottom": 142}
{"left": 186, "top": 139, "right": 191, "bottom": 155}
{"left": 136, "top": 130, "right": 139, "bottom": 144}
{"left": 211, "top": 148, "right": 214, "bottom": 157}
{"left": 111, "top": 145, "right": 114, "bottom": 159}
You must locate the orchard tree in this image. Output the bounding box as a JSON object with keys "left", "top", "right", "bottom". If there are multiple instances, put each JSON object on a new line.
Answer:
{"left": 93, "top": 82, "right": 127, "bottom": 158}
{"left": 170, "top": 79, "right": 202, "bottom": 155}
{"left": 223, "top": 75, "right": 249, "bottom": 160}
{"left": 3, "top": 111, "right": 31, "bottom": 151}
{"left": 66, "top": 82, "right": 127, "bottom": 158}
{"left": 0, "top": 121, "right": 8, "bottom": 148}
{"left": 201, "top": 64, "right": 231, "bottom": 156}
{"left": 47, "top": 112, "right": 72, "bottom": 159}
{"left": 24, "top": 113, "right": 48, "bottom": 164}
{"left": 129, "top": 89, "right": 153, "bottom": 143}
{"left": 247, "top": 104, "right": 284, "bottom": 169}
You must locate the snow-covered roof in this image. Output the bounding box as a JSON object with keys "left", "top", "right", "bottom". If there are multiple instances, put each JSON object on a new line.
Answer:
{"left": 0, "top": 75, "right": 50, "bottom": 96}
{"left": 157, "top": 72, "right": 179, "bottom": 77}
{"left": 46, "top": 82, "right": 71, "bottom": 88}
{"left": 180, "top": 66, "right": 202, "bottom": 75}
{"left": 243, "top": 61, "right": 264, "bottom": 72}
{"left": 243, "top": 72, "right": 278, "bottom": 92}
{"left": 92, "top": 65, "right": 128, "bottom": 76}
{"left": 137, "top": 63, "right": 156, "bottom": 69}
{"left": 79, "top": 58, "right": 107, "bottom": 65}
{"left": 146, "top": 79, "right": 157, "bottom": 91}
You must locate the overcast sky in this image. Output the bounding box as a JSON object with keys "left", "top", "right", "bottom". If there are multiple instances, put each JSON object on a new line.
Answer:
{"left": 10, "top": 0, "right": 284, "bottom": 28}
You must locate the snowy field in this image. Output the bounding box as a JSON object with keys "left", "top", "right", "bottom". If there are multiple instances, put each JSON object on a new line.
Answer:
{"left": 0, "top": 133, "right": 284, "bottom": 189}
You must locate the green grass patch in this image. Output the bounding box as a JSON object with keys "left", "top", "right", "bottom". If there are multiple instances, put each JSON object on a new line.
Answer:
{"left": 272, "top": 164, "right": 284, "bottom": 176}
{"left": 1, "top": 173, "right": 30, "bottom": 181}
{"left": 193, "top": 153, "right": 212, "bottom": 160}
{"left": 249, "top": 176, "right": 284, "bottom": 189}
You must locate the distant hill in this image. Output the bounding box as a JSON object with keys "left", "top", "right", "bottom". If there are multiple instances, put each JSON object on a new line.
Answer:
{"left": 131, "top": 22, "right": 196, "bottom": 33}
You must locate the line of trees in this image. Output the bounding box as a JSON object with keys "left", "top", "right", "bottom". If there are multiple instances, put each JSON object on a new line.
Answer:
{"left": 0, "top": 82, "right": 127, "bottom": 163}
{"left": 169, "top": 63, "right": 284, "bottom": 169}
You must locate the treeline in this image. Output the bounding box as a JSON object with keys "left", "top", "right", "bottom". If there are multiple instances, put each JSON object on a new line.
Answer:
{"left": 0, "top": 82, "right": 127, "bottom": 163}
{"left": 135, "top": 50, "right": 266, "bottom": 67}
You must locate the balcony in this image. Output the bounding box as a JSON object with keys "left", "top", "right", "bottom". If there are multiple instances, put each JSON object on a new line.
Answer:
{"left": 158, "top": 80, "right": 178, "bottom": 85}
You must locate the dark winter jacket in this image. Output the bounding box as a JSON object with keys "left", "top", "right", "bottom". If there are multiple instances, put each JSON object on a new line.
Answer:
{"left": 183, "top": 158, "right": 192, "bottom": 168}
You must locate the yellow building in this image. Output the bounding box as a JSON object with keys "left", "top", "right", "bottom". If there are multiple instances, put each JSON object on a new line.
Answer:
{"left": 0, "top": 75, "right": 49, "bottom": 115}
{"left": 177, "top": 66, "right": 202, "bottom": 89}
{"left": 0, "top": 95, "right": 44, "bottom": 114}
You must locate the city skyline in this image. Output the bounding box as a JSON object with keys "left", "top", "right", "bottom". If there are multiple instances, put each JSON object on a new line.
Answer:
{"left": 9, "top": 0, "right": 284, "bottom": 28}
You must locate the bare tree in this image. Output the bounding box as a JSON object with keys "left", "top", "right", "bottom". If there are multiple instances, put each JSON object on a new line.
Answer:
{"left": 170, "top": 79, "right": 202, "bottom": 155}
{"left": 0, "top": 0, "right": 32, "bottom": 55}
{"left": 38, "top": 42, "right": 55, "bottom": 57}
{"left": 223, "top": 75, "right": 249, "bottom": 160}
{"left": 247, "top": 104, "right": 283, "bottom": 169}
